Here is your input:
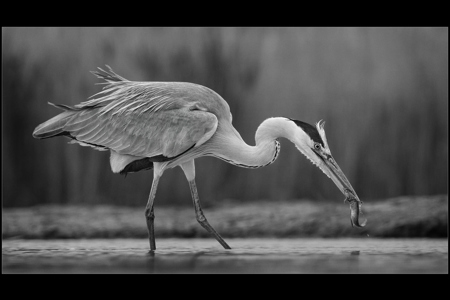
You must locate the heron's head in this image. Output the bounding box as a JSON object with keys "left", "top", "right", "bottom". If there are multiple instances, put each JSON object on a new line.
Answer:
{"left": 289, "top": 118, "right": 366, "bottom": 227}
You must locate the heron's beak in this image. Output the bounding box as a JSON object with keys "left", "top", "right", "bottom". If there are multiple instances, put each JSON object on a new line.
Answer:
{"left": 318, "top": 153, "right": 367, "bottom": 228}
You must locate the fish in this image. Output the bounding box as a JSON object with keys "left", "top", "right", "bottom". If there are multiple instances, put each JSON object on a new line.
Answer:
{"left": 344, "top": 189, "right": 367, "bottom": 228}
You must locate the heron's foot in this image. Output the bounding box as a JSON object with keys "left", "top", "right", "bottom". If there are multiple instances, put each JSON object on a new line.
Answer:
{"left": 197, "top": 218, "right": 231, "bottom": 250}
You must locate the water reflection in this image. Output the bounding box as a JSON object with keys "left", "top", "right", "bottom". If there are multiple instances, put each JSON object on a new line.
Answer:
{"left": 2, "top": 238, "right": 447, "bottom": 274}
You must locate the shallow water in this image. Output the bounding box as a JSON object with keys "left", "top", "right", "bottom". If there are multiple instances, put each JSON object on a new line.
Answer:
{"left": 2, "top": 238, "right": 447, "bottom": 273}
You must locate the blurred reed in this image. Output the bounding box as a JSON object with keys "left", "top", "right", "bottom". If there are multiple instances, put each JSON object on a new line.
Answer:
{"left": 2, "top": 27, "right": 448, "bottom": 207}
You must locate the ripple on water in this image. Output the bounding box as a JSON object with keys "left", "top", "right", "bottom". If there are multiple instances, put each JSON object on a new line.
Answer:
{"left": 2, "top": 238, "right": 447, "bottom": 273}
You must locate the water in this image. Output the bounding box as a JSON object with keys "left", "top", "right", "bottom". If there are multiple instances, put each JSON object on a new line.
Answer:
{"left": 2, "top": 238, "right": 447, "bottom": 273}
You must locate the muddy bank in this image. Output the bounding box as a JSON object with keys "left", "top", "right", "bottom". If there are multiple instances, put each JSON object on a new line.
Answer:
{"left": 2, "top": 195, "right": 447, "bottom": 239}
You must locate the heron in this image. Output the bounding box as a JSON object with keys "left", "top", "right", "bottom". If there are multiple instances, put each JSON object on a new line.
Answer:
{"left": 33, "top": 66, "right": 366, "bottom": 251}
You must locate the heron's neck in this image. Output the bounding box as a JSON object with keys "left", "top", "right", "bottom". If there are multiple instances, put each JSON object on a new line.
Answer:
{"left": 212, "top": 117, "right": 297, "bottom": 168}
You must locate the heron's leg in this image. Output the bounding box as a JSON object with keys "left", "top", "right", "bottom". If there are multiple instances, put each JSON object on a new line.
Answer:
{"left": 188, "top": 180, "right": 231, "bottom": 250}
{"left": 181, "top": 160, "right": 231, "bottom": 249}
{"left": 145, "top": 175, "right": 160, "bottom": 251}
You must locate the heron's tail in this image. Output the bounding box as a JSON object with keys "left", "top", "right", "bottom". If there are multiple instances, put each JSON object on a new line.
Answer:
{"left": 32, "top": 102, "right": 79, "bottom": 139}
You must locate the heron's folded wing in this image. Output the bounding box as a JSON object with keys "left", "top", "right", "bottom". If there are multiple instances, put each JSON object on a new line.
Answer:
{"left": 65, "top": 106, "right": 218, "bottom": 159}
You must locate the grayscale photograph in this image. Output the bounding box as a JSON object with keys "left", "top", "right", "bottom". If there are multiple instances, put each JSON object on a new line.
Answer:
{"left": 2, "top": 27, "right": 448, "bottom": 273}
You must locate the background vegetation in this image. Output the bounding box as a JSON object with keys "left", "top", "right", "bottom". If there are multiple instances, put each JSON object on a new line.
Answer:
{"left": 3, "top": 195, "right": 447, "bottom": 239}
{"left": 2, "top": 27, "right": 448, "bottom": 208}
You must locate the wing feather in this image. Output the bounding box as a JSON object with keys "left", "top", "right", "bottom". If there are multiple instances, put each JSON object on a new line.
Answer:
{"left": 64, "top": 110, "right": 99, "bottom": 132}
{"left": 67, "top": 107, "right": 217, "bottom": 158}
{"left": 76, "top": 118, "right": 106, "bottom": 140}
{"left": 64, "top": 103, "right": 217, "bottom": 159}
{"left": 58, "top": 67, "right": 221, "bottom": 159}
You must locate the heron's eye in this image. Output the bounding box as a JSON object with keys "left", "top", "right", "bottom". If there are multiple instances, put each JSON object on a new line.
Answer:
{"left": 314, "top": 143, "right": 321, "bottom": 151}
